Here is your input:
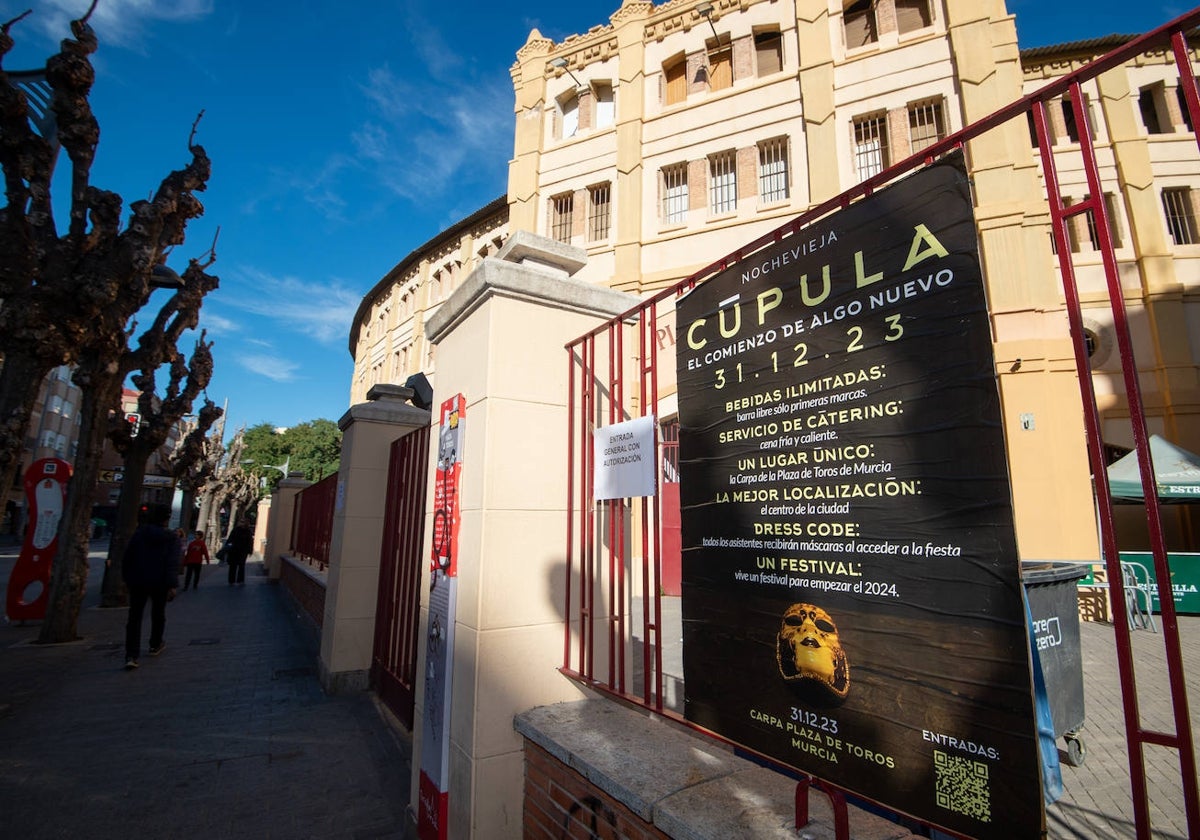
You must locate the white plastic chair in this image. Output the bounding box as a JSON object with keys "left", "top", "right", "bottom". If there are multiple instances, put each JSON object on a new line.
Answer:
{"left": 1120, "top": 561, "right": 1157, "bottom": 633}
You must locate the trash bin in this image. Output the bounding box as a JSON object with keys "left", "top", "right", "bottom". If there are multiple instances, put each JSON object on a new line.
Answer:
{"left": 1022, "top": 560, "right": 1090, "bottom": 766}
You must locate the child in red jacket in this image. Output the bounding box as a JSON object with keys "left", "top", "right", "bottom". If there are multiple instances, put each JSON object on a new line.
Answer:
{"left": 182, "top": 530, "right": 211, "bottom": 590}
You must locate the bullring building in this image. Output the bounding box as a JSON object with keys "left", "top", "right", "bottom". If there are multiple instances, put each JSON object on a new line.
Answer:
{"left": 349, "top": 0, "right": 1200, "bottom": 560}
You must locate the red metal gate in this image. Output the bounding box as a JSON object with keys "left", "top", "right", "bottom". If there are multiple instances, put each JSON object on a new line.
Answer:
{"left": 372, "top": 424, "right": 430, "bottom": 730}
{"left": 563, "top": 10, "right": 1200, "bottom": 839}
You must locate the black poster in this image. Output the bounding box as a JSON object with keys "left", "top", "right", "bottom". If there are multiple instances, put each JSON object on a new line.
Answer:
{"left": 676, "top": 153, "right": 1042, "bottom": 839}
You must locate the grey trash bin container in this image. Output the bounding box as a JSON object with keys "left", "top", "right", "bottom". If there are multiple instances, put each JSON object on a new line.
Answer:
{"left": 1022, "top": 560, "right": 1090, "bottom": 766}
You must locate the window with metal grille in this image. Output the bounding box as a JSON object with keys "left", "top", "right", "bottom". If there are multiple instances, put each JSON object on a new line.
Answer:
{"left": 895, "top": 0, "right": 932, "bottom": 34}
{"left": 665, "top": 57, "right": 687, "bottom": 105}
{"left": 853, "top": 114, "right": 889, "bottom": 181}
{"left": 755, "top": 30, "right": 782, "bottom": 76}
{"left": 1083, "top": 194, "right": 1123, "bottom": 250}
{"left": 662, "top": 164, "right": 689, "bottom": 224}
{"left": 551, "top": 193, "right": 574, "bottom": 243}
{"left": 758, "top": 138, "right": 789, "bottom": 203}
{"left": 1162, "top": 187, "right": 1199, "bottom": 245}
{"left": 588, "top": 183, "right": 611, "bottom": 241}
{"left": 908, "top": 99, "right": 945, "bottom": 154}
{"left": 844, "top": 0, "right": 877, "bottom": 47}
{"left": 709, "top": 151, "right": 737, "bottom": 215}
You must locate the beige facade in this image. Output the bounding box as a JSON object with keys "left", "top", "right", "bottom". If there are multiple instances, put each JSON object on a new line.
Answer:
{"left": 352, "top": 1, "right": 1200, "bottom": 561}
{"left": 332, "top": 4, "right": 1200, "bottom": 837}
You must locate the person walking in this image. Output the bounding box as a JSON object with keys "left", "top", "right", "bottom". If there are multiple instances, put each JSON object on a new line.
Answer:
{"left": 123, "top": 503, "right": 181, "bottom": 670}
{"left": 225, "top": 517, "right": 254, "bottom": 586}
{"left": 181, "top": 529, "right": 210, "bottom": 590}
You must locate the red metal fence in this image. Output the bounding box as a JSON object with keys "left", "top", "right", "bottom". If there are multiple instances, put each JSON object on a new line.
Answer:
{"left": 372, "top": 425, "right": 430, "bottom": 729}
{"left": 291, "top": 472, "right": 337, "bottom": 570}
{"left": 563, "top": 11, "right": 1200, "bottom": 840}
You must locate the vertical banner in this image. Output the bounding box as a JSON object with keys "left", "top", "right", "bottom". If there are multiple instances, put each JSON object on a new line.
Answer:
{"left": 418, "top": 394, "right": 465, "bottom": 840}
{"left": 5, "top": 458, "right": 71, "bottom": 622}
{"left": 676, "top": 153, "right": 1043, "bottom": 839}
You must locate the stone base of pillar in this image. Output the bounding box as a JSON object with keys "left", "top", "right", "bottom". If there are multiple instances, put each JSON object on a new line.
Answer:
{"left": 319, "top": 660, "right": 370, "bottom": 695}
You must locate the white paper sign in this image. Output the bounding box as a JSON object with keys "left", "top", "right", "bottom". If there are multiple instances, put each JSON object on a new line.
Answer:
{"left": 593, "top": 415, "right": 657, "bottom": 500}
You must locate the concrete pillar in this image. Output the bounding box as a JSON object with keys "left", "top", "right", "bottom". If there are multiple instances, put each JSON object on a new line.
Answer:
{"left": 253, "top": 497, "right": 271, "bottom": 560}
{"left": 416, "top": 231, "right": 639, "bottom": 838}
{"left": 263, "top": 472, "right": 309, "bottom": 580}
{"left": 318, "top": 385, "right": 430, "bottom": 694}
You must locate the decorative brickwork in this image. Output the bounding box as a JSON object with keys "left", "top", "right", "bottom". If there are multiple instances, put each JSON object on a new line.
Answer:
{"left": 280, "top": 556, "right": 325, "bottom": 628}
{"left": 522, "top": 741, "right": 670, "bottom": 840}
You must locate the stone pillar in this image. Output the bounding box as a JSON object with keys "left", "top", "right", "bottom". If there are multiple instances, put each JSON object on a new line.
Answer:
{"left": 253, "top": 497, "right": 271, "bottom": 560}
{"left": 318, "top": 385, "right": 431, "bottom": 694}
{"left": 415, "top": 231, "right": 639, "bottom": 839}
{"left": 263, "top": 472, "right": 310, "bottom": 580}
{"left": 943, "top": 0, "right": 1099, "bottom": 561}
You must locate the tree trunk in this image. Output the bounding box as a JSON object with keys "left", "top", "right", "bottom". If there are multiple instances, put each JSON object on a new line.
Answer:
{"left": 99, "top": 437, "right": 154, "bottom": 608}
{"left": 0, "top": 350, "right": 53, "bottom": 502}
{"left": 178, "top": 487, "right": 197, "bottom": 531}
{"left": 38, "top": 366, "right": 122, "bottom": 643}
{"left": 197, "top": 489, "right": 215, "bottom": 543}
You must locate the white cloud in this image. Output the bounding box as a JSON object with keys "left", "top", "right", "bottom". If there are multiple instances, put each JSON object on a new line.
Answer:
{"left": 238, "top": 353, "right": 300, "bottom": 383}
{"left": 354, "top": 63, "right": 512, "bottom": 202}
{"left": 19, "top": 0, "right": 213, "bottom": 51}
{"left": 224, "top": 267, "right": 359, "bottom": 346}
{"left": 198, "top": 311, "right": 238, "bottom": 336}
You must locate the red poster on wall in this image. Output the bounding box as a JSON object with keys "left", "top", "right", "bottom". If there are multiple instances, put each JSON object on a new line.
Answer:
{"left": 6, "top": 458, "right": 72, "bottom": 621}
{"left": 419, "top": 394, "right": 465, "bottom": 840}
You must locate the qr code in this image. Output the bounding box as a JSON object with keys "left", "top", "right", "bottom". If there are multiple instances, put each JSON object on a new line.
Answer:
{"left": 933, "top": 749, "right": 991, "bottom": 822}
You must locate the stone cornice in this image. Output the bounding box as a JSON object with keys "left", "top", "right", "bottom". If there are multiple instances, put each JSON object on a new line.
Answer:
{"left": 425, "top": 234, "right": 638, "bottom": 346}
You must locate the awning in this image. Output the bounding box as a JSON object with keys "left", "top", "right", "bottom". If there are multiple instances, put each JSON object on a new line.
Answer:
{"left": 1106, "top": 434, "right": 1200, "bottom": 502}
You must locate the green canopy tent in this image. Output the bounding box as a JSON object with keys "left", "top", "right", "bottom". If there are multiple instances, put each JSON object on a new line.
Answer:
{"left": 1106, "top": 435, "right": 1200, "bottom": 502}
{"left": 1103, "top": 435, "right": 1200, "bottom": 615}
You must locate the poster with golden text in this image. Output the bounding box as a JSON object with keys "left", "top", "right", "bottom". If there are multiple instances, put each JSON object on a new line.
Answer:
{"left": 676, "top": 153, "right": 1043, "bottom": 839}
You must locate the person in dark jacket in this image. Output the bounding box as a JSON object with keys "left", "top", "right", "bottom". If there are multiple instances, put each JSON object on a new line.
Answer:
{"left": 225, "top": 518, "right": 255, "bottom": 586}
{"left": 122, "top": 503, "right": 181, "bottom": 670}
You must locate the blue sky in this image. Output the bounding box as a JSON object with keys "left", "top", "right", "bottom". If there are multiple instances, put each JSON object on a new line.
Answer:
{"left": 0, "top": 0, "right": 1190, "bottom": 434}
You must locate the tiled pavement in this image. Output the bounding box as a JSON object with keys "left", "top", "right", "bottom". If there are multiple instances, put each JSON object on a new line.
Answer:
{"left": 646, "top": 595, "right": 1200, "bottom": 839}
{"left": 1045, "top": 614, "right": 1200, "bottom": 839}
{"left": 4, "top": 539, "right": 1199, "bottom": 839}
{"left": 0, "top": 542, "right": 412, "bottom": 840}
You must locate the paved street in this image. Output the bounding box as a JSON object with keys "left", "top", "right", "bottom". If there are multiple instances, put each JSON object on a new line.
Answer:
{"left": 3, "top": 540, "right": 1198, "bottom": 839}
{"left": 642, "top": 594, "right": 1200, "bottom": 839}
{"left": 0, "top": 542, "right": 412, "bottom": 840}
{"left": 1046, "top": 613, "right": 1200, "bottom": 839}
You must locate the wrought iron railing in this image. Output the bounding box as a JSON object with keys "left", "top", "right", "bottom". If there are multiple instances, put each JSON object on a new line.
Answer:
{"left": 563, "top": 10, "right": 1200, "bottom": 840}
{"left": 291, "top": 472, "right": 337, "bottom": 571}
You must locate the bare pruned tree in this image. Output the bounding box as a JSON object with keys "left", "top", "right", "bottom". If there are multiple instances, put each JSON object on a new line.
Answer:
{"left": 0, "top": 6, "right": 221, "bottom": 642}
{"left": 198, "top": 428, "right": 260, "bottom": 545}
{"left": 98, "top": 267, "right": 220, "bottom": 604}
{"left": 170, "top": 397, "right": 225, "bottom": 531}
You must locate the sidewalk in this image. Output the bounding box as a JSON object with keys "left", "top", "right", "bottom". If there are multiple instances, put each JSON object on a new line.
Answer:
{"left": 3, "top": 543, "right": 1197, "bottom": 839}
{"left": 644, "top": 596, "right": 1200, "bottom": 840}
{"left": 0, "top": 543, "right": 412, "bottom": 840}
{"left": 1047, "top": 614, "right": 1200, "bottom": 839}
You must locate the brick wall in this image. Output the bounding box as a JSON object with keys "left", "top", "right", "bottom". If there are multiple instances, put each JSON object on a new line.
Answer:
{"left": 523, "top": 741, "right": 670, "bottom": 840}
{"left": 279, "top": 556, "right": 326, "bottom": 628}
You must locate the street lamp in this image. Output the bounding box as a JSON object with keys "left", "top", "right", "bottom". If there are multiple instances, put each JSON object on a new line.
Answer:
{"left": 696, "top": 2, "right": 722, "bottom": 44}
{"left": 549, "top": 57, "right": 584, "bottom": 89}
{"left": 241, "top": 463, "right": 290, "bottom": 489}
